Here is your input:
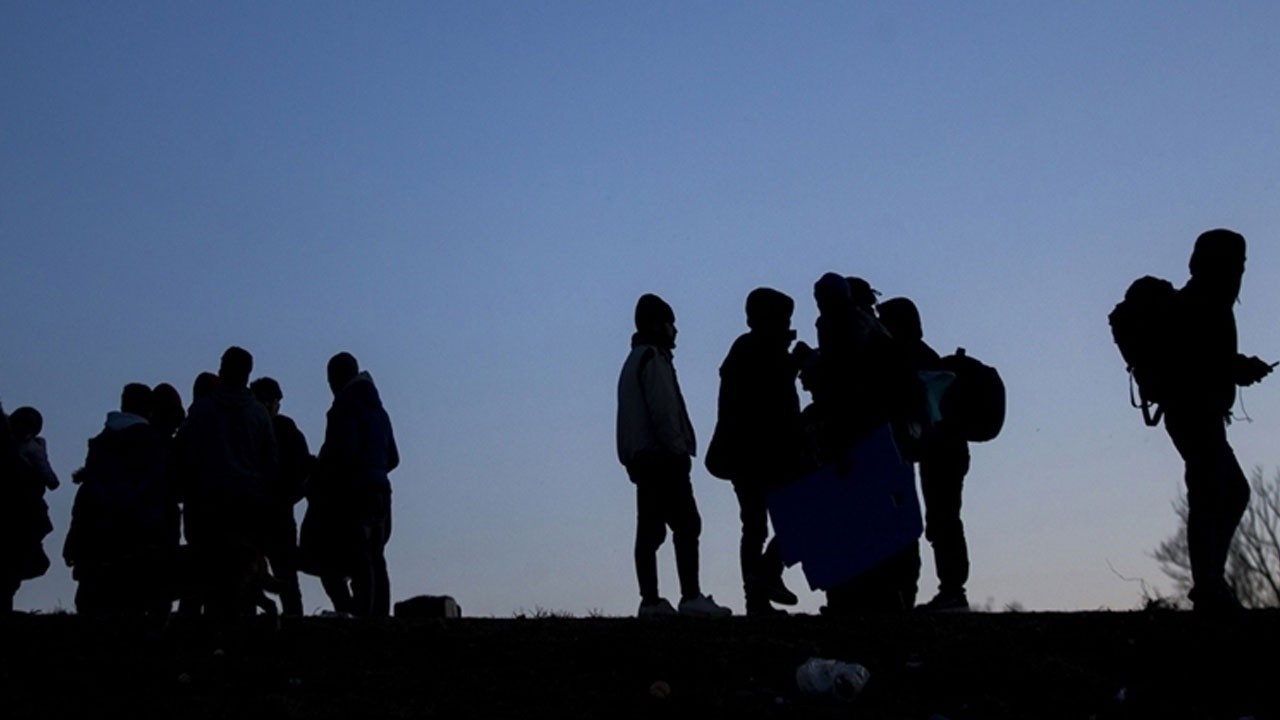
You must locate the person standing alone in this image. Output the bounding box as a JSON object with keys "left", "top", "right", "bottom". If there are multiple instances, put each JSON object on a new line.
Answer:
{"left": 617, "top": 294, "right": 730, "bottom": 618}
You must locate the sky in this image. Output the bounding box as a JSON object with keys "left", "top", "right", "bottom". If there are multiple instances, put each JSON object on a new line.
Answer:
{"left": 4, "top": 2, "right": 1280, "bottom": 617}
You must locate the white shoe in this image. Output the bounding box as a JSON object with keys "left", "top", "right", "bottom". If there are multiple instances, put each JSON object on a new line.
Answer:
{"left": 678, "top": 594, "right": 732, "bottom": 618}
{"left": 637, "top": 598, "right": 678, "bottom": 618}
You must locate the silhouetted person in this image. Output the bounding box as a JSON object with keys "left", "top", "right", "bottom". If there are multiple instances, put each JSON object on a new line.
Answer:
{"left": 618, "top": 294, "right": 730, "bottom": 618}
{"left": 880, "top": 297, "right": 971, "bottom": 612}
{"left": 189, "top": 372, "right": 220, "bottom": 416}
{"left": 150, "top": 383, "right": 186, "bottom": 440}
{"left": 63, "top": 383, "right": 175, "bottom": 618}
{"left": 251, "top": 377, "right": 314, "bottom": 617}
{"left": 175, "top": 347, "right": 279, "bottom": 618}
{"left": 1, "top": 402, "right": 53, "bottom": 613}
{"left": 302, "top": 352, "right": 398, "bottom": 617}
{"left": 1163, "top": 229, "right": 1272, "bottom": 613}
{"left": 708, "top": 288, "right": 801, "bottom": 615}
{"left": 10, "top": 406, "right": 59, "bottom": 494}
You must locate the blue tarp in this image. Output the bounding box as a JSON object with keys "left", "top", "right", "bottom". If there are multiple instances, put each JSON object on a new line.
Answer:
{"left": 767, "top": 425, "right": 922, "bottom": 591}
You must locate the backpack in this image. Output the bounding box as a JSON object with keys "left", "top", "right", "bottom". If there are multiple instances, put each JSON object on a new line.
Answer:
{"left": 937, "top": 348, "right": 1005, "bottom": 442}
{"left": 1108, "top": 276, "right": 1177, "bottom": 426}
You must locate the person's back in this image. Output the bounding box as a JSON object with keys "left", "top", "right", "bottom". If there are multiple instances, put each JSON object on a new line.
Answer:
{"left": 179, "top": 352, "right": 278, "bottom": 543}
{"left": 64, "top": 384, "right": 173, "bottom": 616}
{"left": 175, "top": 347, "right": 278, "bottom": 618}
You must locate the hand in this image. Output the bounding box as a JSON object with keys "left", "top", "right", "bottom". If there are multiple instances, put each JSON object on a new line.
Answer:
{"left": 1237, "top": 355, "right": 1274, "bottom": 386}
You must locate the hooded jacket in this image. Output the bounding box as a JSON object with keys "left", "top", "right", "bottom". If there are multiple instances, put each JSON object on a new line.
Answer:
{"left": 616, "top": 335, "right": 697, "bottom": 466}
{"left": 315, "top": 371, "right": 399, "bottom": 496}
{"left": 63, "top": 411, "right": 173, "bottom": 567}
{"left": 708, "top": 330, "right": 801, "bottom": 480}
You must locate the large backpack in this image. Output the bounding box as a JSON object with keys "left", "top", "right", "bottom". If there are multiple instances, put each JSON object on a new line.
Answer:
{"left": 1108, "top": 276, "right": 1177, "bottom": 426}
{"left": 937, "top": 348, "right": 1005, "bottom": 443}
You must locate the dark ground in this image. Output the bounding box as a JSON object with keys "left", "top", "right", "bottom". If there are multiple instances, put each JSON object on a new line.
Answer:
{"left": 1, "top": 610, "right": 1276, "bottom": 719}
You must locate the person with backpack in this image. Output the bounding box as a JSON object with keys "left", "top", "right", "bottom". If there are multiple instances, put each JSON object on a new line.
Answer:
{"left": 618, "top": 294, "right": 731, "bottom": 618}
{"left": 705, "top": 288, "right": 802, "bottom": 616}
{"left": 1162, "top": 229, "right": 1272, "bottom": 613}
{"left": 879, "top": 297, "right": 973, "bottom": 612}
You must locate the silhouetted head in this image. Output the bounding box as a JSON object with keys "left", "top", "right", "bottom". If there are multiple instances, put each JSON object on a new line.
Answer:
{"left": 120, "top": 383, "right": 153, "bottom": 418}
{"left": 845, "top": 277, "right": 880, "bottom": 314}
{"left": 634, "top": 294, "right": 677, "bottom": 349}
{"left": 192, "top": 371, "right": 220, "bottom": 402}
{"left": 1189, "top": 228, "right": 1246, "bottom": 301}
{"left": 251, "top": 377, "right": 284, "bottom": 416}
{"left": 219, "top": 346, "right": 254, "bottom": 388}
{"left": 9, "top": 406, "right": 42, "bottom": 440}
{"left": 745, "top": 287, "right": 795, "bottom": 333}
{"left": 328, "top": 352, "right": 360, "bottom": 396}
{"left": 813, "top": 273, "right": 851, "bottom": 315}
{"left": 151, "top": 383, "right": 185, "bottom": 434}
{"left": 878, "top": 297, "right": 923, "bottom": 341}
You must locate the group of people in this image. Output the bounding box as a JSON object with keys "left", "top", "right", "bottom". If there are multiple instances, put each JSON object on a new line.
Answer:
{"left": 1, "top": 347, "right": 399, "bottom": 621}
{"left": 617, "top": 227, "right": 1273, "bottom": 618}
{"left": 618, "top": 275, "right": 976, "bottom": 618}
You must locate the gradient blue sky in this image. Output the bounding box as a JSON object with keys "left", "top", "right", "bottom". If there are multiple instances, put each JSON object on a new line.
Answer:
{"left": 4, "top": 2, "right": 1280, "bottom": 616}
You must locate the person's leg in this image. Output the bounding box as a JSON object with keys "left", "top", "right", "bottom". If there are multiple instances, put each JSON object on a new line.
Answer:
{"left": 1166, "top": 410, "right": 1229, "bottom": 603}
{"left": 632, "top": 473, "right": 667, "bottom": 605}
{"left": 732, "top": 480, "right": 768, "bottom": 605}
{"left": 665, "top": 473, "right": 703, "bottom": 602}
{"left": 265, "top": 514, "right": 304, "bottom": 617}
{"left": 1203, "top": 419, "right": 1250, "bottom": 599}
{"left": 321, "top": 575, "right": 353, "bottom": 613}
{"left": 371, "top": 497, "right": 392, "bottom": 617}
{"left": 920, "top": 442, "right": 971, "bottom": 598}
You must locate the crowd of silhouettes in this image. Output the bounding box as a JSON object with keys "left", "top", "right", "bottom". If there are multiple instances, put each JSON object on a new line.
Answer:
{"left": 2, "top": 231, "right": 1268, "bottom": 620}
{"left": 1, "top": 346, "right": 398, "bottom": 622}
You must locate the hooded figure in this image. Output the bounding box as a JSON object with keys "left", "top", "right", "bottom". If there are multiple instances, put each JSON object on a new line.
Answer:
{"left": 64, "top": 383, "right": 174, "bottom": 617}
{"left": 300, "top": 352, "right": 399, "bottom": 618}
{"left": 1162, "top": 229, "right": 1272, "bottom": 613}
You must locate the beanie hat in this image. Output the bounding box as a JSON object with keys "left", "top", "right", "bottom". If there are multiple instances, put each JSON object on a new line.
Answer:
{"left": 635, "top": 293, "right": 675, "bottom": 330}
{"left": 745, "top": 287, "right": 794, "bottom": 330}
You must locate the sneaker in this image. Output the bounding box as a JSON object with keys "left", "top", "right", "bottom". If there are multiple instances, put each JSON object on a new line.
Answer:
{"left": 917, "top": 591, "right": 969, "bottom": 612}
{"left": 637, "top": 598, "right": 678, "bottom": 618}
{"left": 678, "top": 594, "right": 732, "bottom": 618}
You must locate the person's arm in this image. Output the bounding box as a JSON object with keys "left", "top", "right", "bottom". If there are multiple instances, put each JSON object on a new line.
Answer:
{"left": 1234, "top": 354, "right": 1274, "bottom": 386}
{"left": 639, "top": 354, "right": 687, "bottom": 456}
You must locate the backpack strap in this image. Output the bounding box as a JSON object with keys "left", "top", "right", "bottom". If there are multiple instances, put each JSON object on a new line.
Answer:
{"left": 1129, "top": 372, "right": 1163, "bottom": 426}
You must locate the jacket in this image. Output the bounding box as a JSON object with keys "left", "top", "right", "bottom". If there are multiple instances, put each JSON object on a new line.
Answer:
{"left": 616, "top": 336, "right": 697, "bottom": 466}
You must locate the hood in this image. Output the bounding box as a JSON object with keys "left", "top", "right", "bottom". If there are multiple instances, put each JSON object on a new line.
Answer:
{"left": 336, "top": 370, "right": 383, "bottom": 406}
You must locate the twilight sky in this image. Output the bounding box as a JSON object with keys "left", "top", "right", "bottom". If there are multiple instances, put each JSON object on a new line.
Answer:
{"left": 4, "top": 2, "right": 1280, "bottom": 616}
